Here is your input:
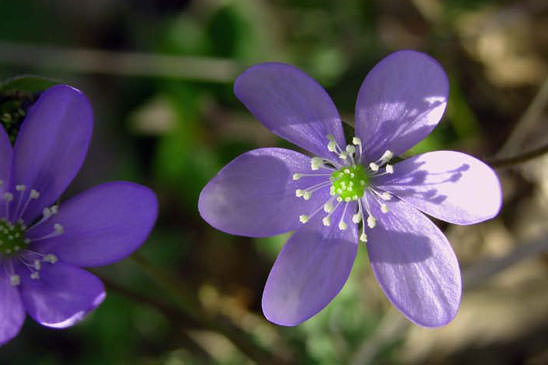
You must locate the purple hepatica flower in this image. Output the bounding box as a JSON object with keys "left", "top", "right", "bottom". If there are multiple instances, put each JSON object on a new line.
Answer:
{"left": 0, "top": 85, "right": 157, "bottom": 345}
{"left": 199, "top": 50, "right": 502, "bottom": 327}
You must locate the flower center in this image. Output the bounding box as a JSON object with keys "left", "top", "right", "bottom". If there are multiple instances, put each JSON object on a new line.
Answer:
{"left": 292, "top": 135, "right": 396, "bottom": 243}
{"left": 0, "top": 219, "right": 29, "bottom": 256}
{"left": 330, "top": 164, "right": 369, "bottom": 202}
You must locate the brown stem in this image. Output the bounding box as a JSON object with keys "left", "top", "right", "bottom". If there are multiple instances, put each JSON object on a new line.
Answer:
{"left": 487, "top": 142, "right": 548, "bottom": 168}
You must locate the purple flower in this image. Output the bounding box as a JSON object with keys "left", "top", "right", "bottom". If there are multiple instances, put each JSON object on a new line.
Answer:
{"left": 0, "top": 85, "right": 158, "bottom": 345}
{"left": 199, "top": 50, "right": 502, "bottom": 327}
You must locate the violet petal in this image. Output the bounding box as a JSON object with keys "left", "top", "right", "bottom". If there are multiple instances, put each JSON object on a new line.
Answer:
{"left": 374, "top": 151, "right": 502, "bottom": 225}
{"left": 366, "top": 195, "right": 461, "bottom": 327}
{"left": 27, "top": 182, "right": 158, "bottom": 267}
{"left": 199, "top": 148, "right": 331, "bottom": 237}
{"left": 12, "top": 85, "right": 93, "bottom": 223}
{"left": 0, "top": 125, "right": 12, "bottom": 218}
{"left": 262, "top": 206, "right": 358, "bottom": 326}
{"left": 19, "top": 262, "right": 105, "bottom": 328}
{"left": 355, "top": 50, "right": 449, "bottom": 161}
{"left": 0, "top": 276, "right": 25, "bottom": 346}
{"left": 234, "top": 63, "right": 345, "bottom": 159}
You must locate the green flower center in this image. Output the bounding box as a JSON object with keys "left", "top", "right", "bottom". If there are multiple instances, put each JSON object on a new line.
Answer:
{"left": 0, "top": 218, "right": 29, "bottom": 256}
{"left": 330, "top": 164, "right": 369, "bottom": 201}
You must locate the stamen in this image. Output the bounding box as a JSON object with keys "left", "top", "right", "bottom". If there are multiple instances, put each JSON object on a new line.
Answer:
{"left": 322, "top": 216, "right": 330, "bottom": 226}
{"left": 292, "top": 173, "right": 302, "bottom": 181}
{"left": 43, "top": 254, "right": 58, "bottom": 264}
{"left": 30, "top": 272, "right": 40, "bottom": 280}
{"left": 379, "top": 150, "right": 393, "bottom": 163}
{"left": 385, "top": 164, "right": 394, "bottom": 174}
{"left": 310, "top": 157, "right": 324, "bottom": 170}
{"left": 15, "top": 185, "right": 26, "bottom": 192}
{"left": 360, "top": 232, "right": 368, "bottom": 243}
{"left": 380, "top": 192, "right": 391, "bottom": 200}
{"left": 9, "top": 274, "right": 20, "bottom": 286}
{"left": 381, "top": 204, "right": 389, "bottom": 213}
{"left": 337, "top": 203, "right": 350, "bottom": 231}
{"left": 369, "top": 163, "right": 379, "bottom": 172}
{"left": 367, "top": 215, "right": 376, "bottom": 228}
{"left": 299, "top": 215, "right": 309, "bottom": 223}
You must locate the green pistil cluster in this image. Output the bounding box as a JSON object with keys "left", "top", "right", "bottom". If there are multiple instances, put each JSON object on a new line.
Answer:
{"left": 0, "top": 218, "right": 29, "bottom": 256}
{"left": 330, "top": 164, "right": 369, "bottom": 201}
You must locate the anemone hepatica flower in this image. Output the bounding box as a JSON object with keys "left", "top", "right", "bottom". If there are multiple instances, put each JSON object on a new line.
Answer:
{"left": 199, "top": 50, "right": 502, "bottom": 327}
{"left": 0, "top": 85, "right": 157, "bottom": 345}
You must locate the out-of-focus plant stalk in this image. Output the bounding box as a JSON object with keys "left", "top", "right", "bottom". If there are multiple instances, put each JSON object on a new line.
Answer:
{"left": 130, "top": 252, "right": 289, "bottom": 364}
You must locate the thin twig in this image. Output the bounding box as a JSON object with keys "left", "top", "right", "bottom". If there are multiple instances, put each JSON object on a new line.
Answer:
{"left": 497, "top": 76, "right": 548, "bottom": 157}
{"left": 487, "top": 141, "right": 548, "bottom": 168}
{"left": 0, "top": 41, "right": 242, "bottom": 82}
{"left": 462, "top": 234, "right": 548, "bottom": 290}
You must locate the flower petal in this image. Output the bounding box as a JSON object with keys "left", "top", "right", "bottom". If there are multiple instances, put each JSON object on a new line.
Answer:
{"left": 374, "top": 151, "right": 502, "bottom": 225}
{"left": 0, "top": 125, "right": 12, "bottom": 218}
{"left": 366, "top": 195, "right": 461, "bottom": 327}
{"left": 0, "top": 276, "right": 25, "bottom": 346}
{"left": 19, "top": 262, "right": 105, "bottom": 328}
{"left": 26, "top": 182, "right": 158, "bottom": 267}
{"left": 199, "top": 148, "right": 332, "bottom": 237}
{"left": 12, "top": 85, "right": 93, "bottom": 223}
{"left": 355, "top": 50, "right": 449, "bottom": 161}
{"left": 262, "top": 206, "right": 358, "bottom": 326}
{"left": 234, "top": 63, "right": 344, "bottom": 158}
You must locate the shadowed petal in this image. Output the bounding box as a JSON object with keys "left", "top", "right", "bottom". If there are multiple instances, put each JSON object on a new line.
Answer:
{"left": 355, "top": 50, "right": 449, "bottom": 161}
{"left": 12, "top": 85, "right": 93, "bottom": 223}
{"left": 234, "top": 63, "right": 345, "bottom": 159}
{"left": 27, "top": 182, "right": 158, "bottom": 267}
{"left": 366, "top": 195, "right": 461, "bottom": 327}
{"left": 0, "top": 125, "right": 12, "bottom": 217}
{"left": 374, "top": 151, "right": 502, "bottom": 225}
{"left": 19, "top": 262, "right": 105, "bottom": 328}
{"left": 0, "top": 276, "right": 25, "bottom": 346}
{"left": 262, "top": 206, "right": 358, "bottom": 326}
{"left": 199, "top": 148, "right": 332, "bottom": 237}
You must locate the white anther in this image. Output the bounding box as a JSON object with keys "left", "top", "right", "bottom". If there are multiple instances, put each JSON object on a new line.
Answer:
{"left": 292, "top": 174, "right": 302, "bottom": 181}
{"left": 367, "top": 215, "right": 376, "bottom": 229}
{"left": 327, "top": 134, "right": 335, "bottom": 141}
{"left": 310, "top": 157, "right": 324, "bottom": 170}
{"left": 381, "top": 204, "right": 389, "bottom": 213}
{"left": 322, "top": 216, "right": 330, "bottom": 226}
{"left": 385, "top": 164, "right": 394, "bottom": 174}
{"left": 43, "top": 254, "right": 58, "bottom": 264}
{"left": 30, "top": 272, "right": 40, "bottom": 280}
{"left": 338, "top": 152, "right": 347, "bottom": 160}
{"left": 34, "top": 260, "right": 42, "bottom": 270}
{"left": 352, "top": 137, "right": 361, "bottom": 145}
{"left": 296, "top": 189, "right": 304, "bottom": 198}
{"left": 327, "top": 140, "right": 337, "bottom": 152}
{"left": 50, "top": 206, "right": 58, "bottom": 215}
{"left": 9, "top": 275, "right": 20, "bottom": 286}
{"left": 329, "top": 187, "right": 336, "bottom": 196}
{"left": 30, "top": 189, "right": 40, "bottom": 199}
{"left": 352, "top": 213, "right": 362, "bottom": 224}
{"left": 380, "top": 192, "right": 391, "bottom": 200}
{"left": 324, "top": 201, "right": 334, "bottom": 213}
{"left": 15, "top": 185, "right": 26, "bottom": 192}
{"left": 360, "top": 233, "right": 368, "bottom": 243}
{"left": 42, "top": 207, "right": 52, "bottom": 218}
{"left": 3, "top": 192, "right": 13, "bottom": 202}
{"left": 346, "top": 145, "right": 356, "bottom": 154}
{"left": 303, "top": 191, "right": 312, "bottom": 200}
{"left": 338, "top": 221, "right": 348, "bottom": 231}
{"left": 369, "top": 163, "right": 379, "bottom": 172}
{"left": 380, "top": 150, "right": 394, "bottom": 162}
{"left": 54, "top": 223, "right": 64, "bottom": 234}
{"left": 299, "top": 215, "right": 309, "bottom": 223}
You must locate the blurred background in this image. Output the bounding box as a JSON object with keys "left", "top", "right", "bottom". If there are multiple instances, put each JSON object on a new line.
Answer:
{"left": 0, "top": 0, "right": 547, "bottom": 364}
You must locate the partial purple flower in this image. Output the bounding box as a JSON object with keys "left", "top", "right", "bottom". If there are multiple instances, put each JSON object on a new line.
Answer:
{"left": 199, "top": 50, "right": 502, "bottom": 327}
{"left": 0, "top": 85, "right": 158, "bottom": 345}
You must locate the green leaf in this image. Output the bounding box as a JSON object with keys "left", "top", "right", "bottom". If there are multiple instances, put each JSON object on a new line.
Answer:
{"left": 0, "top": 75, "right": 59, "bottom": 94}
